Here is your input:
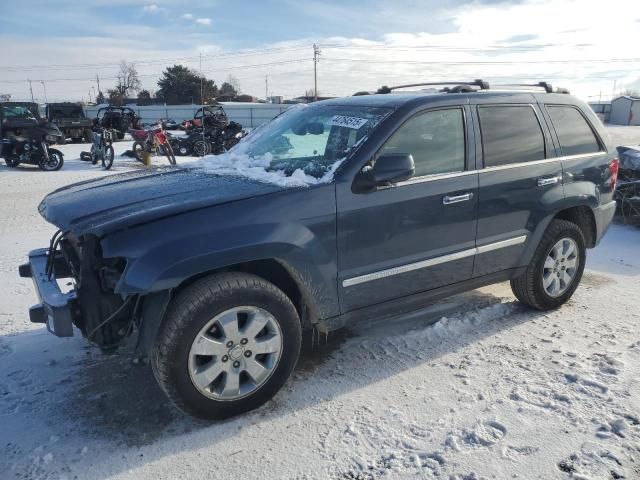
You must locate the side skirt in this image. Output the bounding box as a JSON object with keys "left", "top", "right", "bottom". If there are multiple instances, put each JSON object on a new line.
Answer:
{"left": 319, "top": 268, "right": 525, "bottom": 332}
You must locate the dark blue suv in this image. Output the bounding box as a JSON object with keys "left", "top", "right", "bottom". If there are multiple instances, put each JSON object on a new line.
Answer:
{"left": 20, "top": 81, "right": 618, "bottom": 419}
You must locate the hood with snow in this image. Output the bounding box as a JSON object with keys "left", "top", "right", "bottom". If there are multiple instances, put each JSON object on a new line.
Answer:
{"left": 38, "top": 167, "right": 298, "bottom": 237}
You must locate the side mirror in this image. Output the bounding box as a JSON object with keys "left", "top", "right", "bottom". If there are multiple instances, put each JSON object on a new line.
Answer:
{"left": 306, "top": 122, "right": 324, "bottom": 135}
{"left": 354, "top": 154, "right": 415, "bottom": 192}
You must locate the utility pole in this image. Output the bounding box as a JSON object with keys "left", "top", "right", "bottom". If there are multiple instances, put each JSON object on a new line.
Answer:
{"left": 313, "top": 44, "right": 321, "bottom": 102}
{"left": 199, "top": 52, "right": 204, "bottom": 105}
{"left": 40, "top": 81, "right": 48, "bottom": 103}
{"left": 265, "top": 75, "right": 268, "bottom": 101}
{"left": 200, "top": 53, "right": 205, "bottom": 142}
{"left": 28, "top": 79, "right": 34, "bottom": 102}
{"left": 96, "top": 74, "right": 101, "bottom": 100}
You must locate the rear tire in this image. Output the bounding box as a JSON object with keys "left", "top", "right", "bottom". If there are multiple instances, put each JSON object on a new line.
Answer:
{"left": 102, "top": 145, "right": 114, "bottom": 170}
{"left": 510, "top": 219, "right": 586, "bottom": 311}
{"left": 132, "top": 141, "right": 145, "bottom": 162}
{"left": 151, "top": 272, "right": 301, "bottom": 420}
{"left": 5, "top": 156, "right": 20, "bottom": 168}
{"left": 192, "top": 139, "right": 210, "bottom": 157}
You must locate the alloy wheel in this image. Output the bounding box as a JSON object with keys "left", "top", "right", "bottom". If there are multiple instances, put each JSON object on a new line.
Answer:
{"left": 188, "top": 306, "right": 283, "bottom": 401}
{"left": 542, "top": 237, "right": 579, "bottom": 297}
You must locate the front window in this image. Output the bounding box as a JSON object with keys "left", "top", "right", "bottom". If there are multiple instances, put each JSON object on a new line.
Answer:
{"left": 379, "top": 108, "right": 466, "bottom": 177}
{"left": 199, "top": 104, "right": 392, "bottom": 185}
{"left": 2, "top": 105, "right": 37, "bottom": 119}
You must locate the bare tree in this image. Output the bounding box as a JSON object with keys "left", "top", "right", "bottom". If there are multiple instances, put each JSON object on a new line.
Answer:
{"left": 620, "top": 88, "right": 640, "bottom": 98}
{"left": 108, "top": 61, "right": 142, "bottom": 98}
{"left": 226, "top": 74, "right": 241, "bottom": 94}
{"left": 304, "top": 88, "right": 319, "bottom": 97}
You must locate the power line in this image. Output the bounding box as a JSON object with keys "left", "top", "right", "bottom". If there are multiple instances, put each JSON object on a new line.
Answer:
{"left": 0, "top": 59, "right": 312, "bottom": 84}
{"left": 323, "top": 57, "right": 640, "bottom": 65}
{"left": 1, "top": 46, "right": 312, "bottom": 72}
{"left": 320, "top": 42, "right": 592, "bottom": 52}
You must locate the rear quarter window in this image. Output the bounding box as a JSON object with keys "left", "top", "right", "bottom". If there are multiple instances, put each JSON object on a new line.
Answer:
{"left": 546, "top": 106, "right": 601, "bottom": 156}
{"left": 478, "top": 105, "right": 546, "bottom": 167}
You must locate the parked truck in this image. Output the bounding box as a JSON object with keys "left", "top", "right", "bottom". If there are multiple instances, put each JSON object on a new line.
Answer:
{"left": 46, "top": 102, "right": 93, "bottom": 143}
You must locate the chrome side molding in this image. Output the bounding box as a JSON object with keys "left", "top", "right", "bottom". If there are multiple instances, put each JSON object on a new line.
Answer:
{"left": 342, "top": 234, "right": 527, "bottom": 288}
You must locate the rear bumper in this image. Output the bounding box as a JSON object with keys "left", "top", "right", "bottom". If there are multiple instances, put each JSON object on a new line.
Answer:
{"left": 593, "top": 200, "right": 616, "bottom": 245}
{"left": 19, "top": 248, "right": 76, "bottom": 337}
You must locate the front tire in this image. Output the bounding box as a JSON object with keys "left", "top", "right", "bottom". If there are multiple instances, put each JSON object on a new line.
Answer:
{"left": 510, "top": 219, "right": 586, "bottom": 311}
{"left": 151, "top": 272, "right": 302, "bottom": 420}
{"left": 38, "top": 151, "right": 64, "bottom": 171}
{"left": 164, "top": 142, "right": 176, "bottom": 165}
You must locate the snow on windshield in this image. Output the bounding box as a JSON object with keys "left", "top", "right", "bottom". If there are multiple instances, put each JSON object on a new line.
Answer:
{"left": 189, "top": 103, "right": 391, "bottom": 187}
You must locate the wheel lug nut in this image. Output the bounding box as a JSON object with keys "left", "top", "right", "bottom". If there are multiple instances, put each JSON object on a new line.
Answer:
{"left": 233, "top": 361, "right": 240, "bottom": 368}
{"left": 240, "top": 338, "right": 248, "bottom": 345}
{"left": 226, "top": 341, "right": 234, "bottom": 348}
{"left": 244, "top": 350, "right": 252, "bottom": 358}
{"left": 221, "top": 355, "right": 228, "bottom": 362}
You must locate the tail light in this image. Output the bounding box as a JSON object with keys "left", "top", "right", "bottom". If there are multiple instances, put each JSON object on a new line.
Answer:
{"left": 609, "top": 157, "right": 619, "bottom": 190}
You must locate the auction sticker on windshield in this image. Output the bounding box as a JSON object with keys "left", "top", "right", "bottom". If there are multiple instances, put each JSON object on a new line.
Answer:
{"left": 328, "top": 115, "right": 369, "bottom": 129}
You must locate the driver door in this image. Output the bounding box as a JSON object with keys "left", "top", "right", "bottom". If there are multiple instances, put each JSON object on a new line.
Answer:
{"left": 336, "top": 106, "right": 479, "bottom": 312}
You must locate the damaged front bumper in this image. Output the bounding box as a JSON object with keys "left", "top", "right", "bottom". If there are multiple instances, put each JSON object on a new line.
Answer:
{"left": 19, "top": 248, "right": 76, "bottom": 337}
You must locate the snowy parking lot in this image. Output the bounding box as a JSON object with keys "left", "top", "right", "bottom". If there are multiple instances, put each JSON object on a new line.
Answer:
{"left": 1, "top": 128, "right": 640, "bottom": 479}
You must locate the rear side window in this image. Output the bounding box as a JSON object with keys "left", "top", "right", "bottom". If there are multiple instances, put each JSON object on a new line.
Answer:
{"left": 478, "top": 106, "right": 545, "bottom": 167}
{"left": 546, "top": 106, "right": 601, "bottom": 156}
{"left": 379, "top": 108, "right": 465, "bottom": 177}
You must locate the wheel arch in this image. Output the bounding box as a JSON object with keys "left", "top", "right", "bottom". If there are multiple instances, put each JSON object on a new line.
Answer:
{"left": 171, "top": 258, "right": 316, "bottom": 330}
{"left": 553, "top": 205, "right": 596, "bottom": 248}
{"left": 135, "top": 258, "right": 316, "bottom": 358}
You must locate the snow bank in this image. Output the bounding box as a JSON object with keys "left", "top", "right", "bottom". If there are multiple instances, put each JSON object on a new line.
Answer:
{"left": 193, "top": 151, "right": 343, "bottom": 188}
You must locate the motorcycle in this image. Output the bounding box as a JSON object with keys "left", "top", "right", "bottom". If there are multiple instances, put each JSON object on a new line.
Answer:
{"left": 0, "top": 102, "right": 65, "bottom": 171}
{"left": 80, "top": 128, "right": 115, "bottom": 170}
{"left": 129, "top": 125, "right": 176, "bottom": 165}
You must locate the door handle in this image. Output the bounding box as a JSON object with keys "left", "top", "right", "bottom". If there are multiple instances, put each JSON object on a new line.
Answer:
{"left": 537, "top": 176, "right": 561, "bottom": 187}
{"left": 442, "top": 192, "right": 473, "bottom": 205}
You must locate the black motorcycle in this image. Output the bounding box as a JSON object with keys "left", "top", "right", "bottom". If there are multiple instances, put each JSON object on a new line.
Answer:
{"left": 80, "top": 128, "right": 115, "bottom": 169}
{"left": 0, "top": 102, "right": 65, "bottom": 171}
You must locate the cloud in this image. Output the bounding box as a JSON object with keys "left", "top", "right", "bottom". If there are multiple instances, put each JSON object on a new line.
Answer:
{"left": 1, "top": 0, "right": 639, "bottom": 102}
{"left": 142, "top": 4, "right": 166, "bottom": 14}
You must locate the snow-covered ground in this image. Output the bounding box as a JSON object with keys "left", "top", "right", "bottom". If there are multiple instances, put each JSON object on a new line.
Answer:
{"left": 1, "top": 129, "right": 640, "bottom": 479}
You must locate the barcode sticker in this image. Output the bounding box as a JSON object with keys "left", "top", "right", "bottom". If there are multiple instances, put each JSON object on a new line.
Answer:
{"left": 328, "top": 115, "right": 369, "bottom": 129}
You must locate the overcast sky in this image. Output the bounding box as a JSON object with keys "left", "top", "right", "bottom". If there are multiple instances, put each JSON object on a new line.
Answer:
{"left": 1, "top": 0, "right": 639, "bottom": 102}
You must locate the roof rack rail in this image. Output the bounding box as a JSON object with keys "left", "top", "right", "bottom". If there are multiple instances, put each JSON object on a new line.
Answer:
{"left": 376, "top": 79, "right": 490, "bottom": 94}
{"left": 492, "top": 82, "right": 570, "bottom": 94}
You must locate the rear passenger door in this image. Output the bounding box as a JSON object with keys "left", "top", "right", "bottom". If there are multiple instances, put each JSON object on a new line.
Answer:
{"left": 472, "top": 101, "right": 563, "bottom": 277}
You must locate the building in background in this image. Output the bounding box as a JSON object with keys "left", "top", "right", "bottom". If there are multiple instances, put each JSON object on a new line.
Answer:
{"left": 609, "top": 96, "right": 640, "bottom": 126}
{"left": 588, "top": 100, "right": 611, "bottom": 123}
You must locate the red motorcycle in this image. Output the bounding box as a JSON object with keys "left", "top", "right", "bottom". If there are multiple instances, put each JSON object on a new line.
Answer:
{"left": 129, "top": 125, "right": 176, "bottom": 165}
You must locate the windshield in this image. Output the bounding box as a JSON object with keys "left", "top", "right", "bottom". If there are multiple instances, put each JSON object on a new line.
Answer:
{"left": 196, "top": 104, "right": 392, "bottom": 186}
{"left": 2, "top": 105, "right": 37, "bottom": 120}
{"left": 51, "top": 105, "right": 84, "bottom": 118}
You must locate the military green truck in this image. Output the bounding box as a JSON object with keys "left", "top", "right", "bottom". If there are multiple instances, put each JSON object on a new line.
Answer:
{"left": 45, "top": 102, "right": 93, "bottom": 143}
